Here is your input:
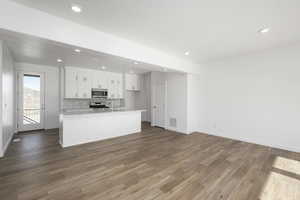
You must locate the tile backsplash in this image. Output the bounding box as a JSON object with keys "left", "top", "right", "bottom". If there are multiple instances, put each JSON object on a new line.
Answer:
{"left": 63, "top": 99, "right": 125, "bottom": 110}
{"left": 63, "top": 99, "right": 90, "bottom": 110}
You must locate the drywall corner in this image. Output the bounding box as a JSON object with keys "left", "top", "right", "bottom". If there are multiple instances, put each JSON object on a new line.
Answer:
{"left": 0, "top": 40, "right": 3, "bottom": 157}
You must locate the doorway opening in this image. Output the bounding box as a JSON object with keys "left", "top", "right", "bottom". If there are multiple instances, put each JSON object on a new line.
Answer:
{"left": 17, "top": 72, "right": 45, "bottom": 132}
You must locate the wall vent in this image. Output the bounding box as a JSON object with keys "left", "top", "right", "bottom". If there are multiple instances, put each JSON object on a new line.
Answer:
{"left": 169, "top": 118, "right": 177, "bottom": 128}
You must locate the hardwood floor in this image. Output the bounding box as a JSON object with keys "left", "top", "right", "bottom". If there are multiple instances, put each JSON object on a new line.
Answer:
{"left": 0, "top": 123, "right": 299, "bottom": 200}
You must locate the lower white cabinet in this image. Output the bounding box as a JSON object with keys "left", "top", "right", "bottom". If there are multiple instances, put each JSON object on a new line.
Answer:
{"left": 65, "top": 67, "right": 123, "bottom": 99}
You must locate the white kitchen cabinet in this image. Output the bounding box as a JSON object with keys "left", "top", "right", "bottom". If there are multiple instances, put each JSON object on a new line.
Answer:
{"left": 125, "top": 74, "right": 133, "bottom": 91}
{"left": 92, "top": 71, "right": 108, "bottom": 89}
{"left": 107, "top": 72, "right": 115, "bottom": 99}
{"left": 65, "top": 67, "right": 123, "bottom": 99}
{"left": 77, "top": 69, "right": 92, "bottom": 99}
{"left": 125, "top": 74, "right": 140, "bottom": 91}
{"left": 65, "top": 67, "right": 92, "bottom": 99}
{"left": 134, "top": 75, "right": 140, "bottom": 91}
{"left": 65, "top": 67, "right": 79, "bottom": 98}
{"left": 107, "top": 72, "right": 123, "bottom": 99}
{"left": 115, "top": 73, "right": 123, "bottom": 99}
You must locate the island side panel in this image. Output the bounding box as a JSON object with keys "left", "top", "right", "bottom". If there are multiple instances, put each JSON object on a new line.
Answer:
{"left": 61, "top": 111, "right": 142, "bottom": 147}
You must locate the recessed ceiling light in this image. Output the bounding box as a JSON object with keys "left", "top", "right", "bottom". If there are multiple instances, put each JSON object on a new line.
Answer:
{"left": 134, "top": 62, "right": 139, "bottom": 65}
{"left": 57, "top": 59, "right": 63, "bottom": 63}
{"left": 259, "top": 28, "right": 270, "bottom": 34}
{"left": 184, "top": 51, "right": 190, "bottom": 55}
{"left": 101, "top": 66, "right": 106, "bottom": 70}
{"left": 71, "top": 5, "right": 82, "bottom": 13}
{"left": 74, "top": 49, "right": 81, "bottom": 53}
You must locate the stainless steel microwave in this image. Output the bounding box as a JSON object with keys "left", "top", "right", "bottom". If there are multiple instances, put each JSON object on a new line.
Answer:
{"left": 91, "top": 88, "right": 108, "bottom": 98}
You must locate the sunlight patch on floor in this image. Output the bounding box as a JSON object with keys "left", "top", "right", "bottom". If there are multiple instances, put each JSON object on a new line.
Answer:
{"left": 259, "top": 172, "right": 300, "bottom": 200}
{"left": 273, "top": 156, "right": 300, "bottom": 175}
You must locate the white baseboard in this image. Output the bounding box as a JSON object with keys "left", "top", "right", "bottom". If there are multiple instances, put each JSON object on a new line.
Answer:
{"left": 1, "top": 133, "right": 14, "bottom": 157}
{"left": 165, "top": 127, "right": 189, "bottom": 134}
{"left": 200, "top": 130, "right": 300, "bottom": 153}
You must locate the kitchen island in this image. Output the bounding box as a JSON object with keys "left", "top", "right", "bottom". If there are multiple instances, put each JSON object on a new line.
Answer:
{"left": 59, "top": 108, "right": 146, "bottom": 147}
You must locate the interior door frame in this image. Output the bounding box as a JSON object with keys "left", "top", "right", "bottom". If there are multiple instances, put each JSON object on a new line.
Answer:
{"left": 17, "top": 71, "right": 45, "bottom": 132}
{"left": 151, "top": 77, "right": 166, "bottom": 128}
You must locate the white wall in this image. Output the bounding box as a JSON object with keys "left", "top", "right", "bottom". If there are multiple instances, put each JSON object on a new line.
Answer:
{"left": 165, "top": 73, "right": 188, "bottom": 133}
{"left": 187, "top": 73, "right": 206, "bottom": 134}
{"left": 146, "top": 71, "right": 189, "bottom": 133}
{"left": 15, "top": 63, "right": 60, "bottom": 129}
{"left": 0, "top": 41, "right": 2, "bottom": 156}
{"left": 0, "top": 41, "right": 15, "bottom": 157}
{"left": 135, "top": 73, "right": 151, "bottom": 122}
{"left": 203, "top": 44, "right": 300, "bottom": 152}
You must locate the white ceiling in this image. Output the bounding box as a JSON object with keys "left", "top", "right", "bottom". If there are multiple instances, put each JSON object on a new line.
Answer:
{"left": 0, "top": 29, "right": 175, "bottom": 74}
{"left": 9, "top": 0, "right": 300, "bottom": 63}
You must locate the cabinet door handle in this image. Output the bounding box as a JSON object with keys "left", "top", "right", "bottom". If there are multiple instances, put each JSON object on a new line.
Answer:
{"left": 83, "top": 77, "right": 87, "bottom": 81}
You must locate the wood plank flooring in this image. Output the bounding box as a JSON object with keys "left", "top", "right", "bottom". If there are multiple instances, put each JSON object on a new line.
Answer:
{"left": 0, "top": 123, "right": 300, "bottom": 200}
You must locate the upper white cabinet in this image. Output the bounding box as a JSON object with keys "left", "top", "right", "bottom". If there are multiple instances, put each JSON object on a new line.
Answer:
{"left": 65, "top": 67, "right": 79, "bottom": 98}
{"left": 65, "top": 67, "right": 92, "bottom": 99}
{"left": 107, "top": 72, "right": 123, "bottom": 99}
{"left": 125, "top": 74, "right": 140, "bottom": 91}
{"left": 77, "top": 69, "right": 92, "bottom": 99}
{"left": 65, "top": 67, "right": 123, "bottom": 99}
{"left": 115, "top": 73, "right": 124, "bottom": 99}
{"left": 92, "top": 71, "right": 108, "bottom": 89}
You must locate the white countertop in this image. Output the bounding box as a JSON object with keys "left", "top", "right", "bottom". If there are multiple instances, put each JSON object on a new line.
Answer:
{"left": 62, "top": 108, "right": 146, "bottom": 116}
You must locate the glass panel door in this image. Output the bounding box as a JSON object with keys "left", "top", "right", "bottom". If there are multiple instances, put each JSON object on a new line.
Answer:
{"left": 18, "top": 73, "right": 45, "bottom": 131}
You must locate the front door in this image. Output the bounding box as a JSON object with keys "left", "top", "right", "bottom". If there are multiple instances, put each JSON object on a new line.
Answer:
{"left": 17, "top": 72, "right": 45, "bottom": 131}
